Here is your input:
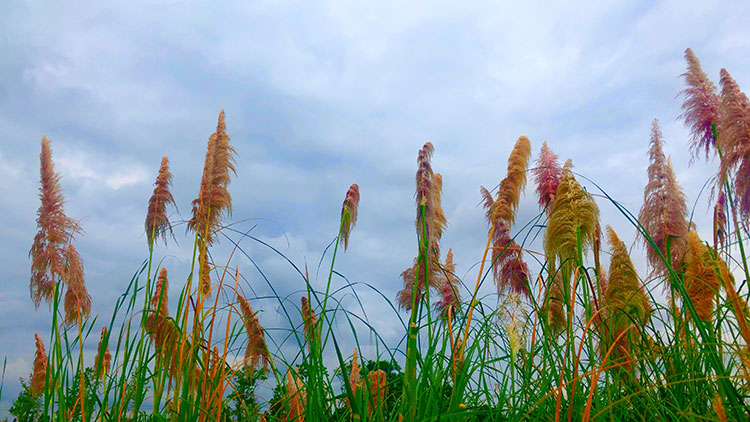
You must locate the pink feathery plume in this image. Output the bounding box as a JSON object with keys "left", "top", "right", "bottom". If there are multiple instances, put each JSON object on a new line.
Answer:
{"left": 679, "top": 48, "right": 721, "bottom": 159}
{"left": 339, "top": 184, "right": 360, "bottom": 250}
{"left": 533, "top": 142, "right": 562, "bottom": 211}
{"left": 434, "top": 248, "right": 461, "bottom": 318}
{"left": 145, "top": 156, "right": 176, "bottom": 246}
{"left": 718, "top": 69, "right": 750, "bottom": 223}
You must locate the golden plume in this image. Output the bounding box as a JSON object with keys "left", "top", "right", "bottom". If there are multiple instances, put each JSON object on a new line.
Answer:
{"left": 544, "top": 169, "right": 599, "bottom": 279}
{"left": 95, "top": 326, "right": 112, "bottom": 379}
{"left": 684, "top": 230, "right": 729, "bottom": 322}
{"left": 145, "top": 156, "right": 176, "bottom": 246}
{"left": 491, "top": 136, "right": 531, "bottom": 225}
{"left": 544, "top": 273, "right": 566, "bottom": 335}
{"left": 301, "top": 296, "right": 318, "bottom": 345}
{"left": 30, "top": 136, "right": 81, "bottom": 308}
{"left": 238, "top": 294, "right": 270, "bottom": 373}
{"left": 350, "top": 347, "right": 361, "bottom": 395}
{"left": 31, "top": 333, "right": 47, "bottom": 397}
{"left": 286, "top": 368, "right": 306, "bottom": 422}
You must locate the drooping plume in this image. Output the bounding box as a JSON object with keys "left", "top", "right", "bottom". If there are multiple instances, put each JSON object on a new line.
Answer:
{"left": 718, "top": 69, "right": 750, "bottom": 223}
{"left": 63, "top": 244, "right": 91, "bottom": 326}
{"left": 238, "top": 294, "right": 270, "bottom": 373}
{"left": 31, "top": 333, "right": 47, "bottom": 397}
{"left": 188, "top": 110, "right": 237, "bottom": 246}
{"left": 533, "top": 142, "right": 563, "bottom": 212}
{"left": 30, "top": 136, "right": 81, "bottom": 308}
{"left": 95, "top": 326, "right": 112, "bottom": 379}
{"left": 684, "top": 231, "right": 730, "bottom": 322}
{"left": 544, "top": 169, "right": 600, "bottom": 280}
{"left": 679, "top": 48, "right": 721, "bottom": 159}
{"left": 145, "top": 156, "right": 176, "bottom": 246}
{"left": 339, "top": 184, "right": 360, "bottom": 250}
{"left": 638, "top": 119, "right": 689, "bottom": 275}
{"left": 484, "top": 136, "right": 532, "bottom": 297}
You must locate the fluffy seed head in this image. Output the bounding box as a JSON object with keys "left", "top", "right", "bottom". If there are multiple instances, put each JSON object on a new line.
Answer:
{"left": 714, "top": 191, "right": 728, "bottom": 249}
{"left": 30, "top": 136, "right": 81, "bottom": 308}
{"left": 605, "top": 226, "right": 651, "bottom": 328}
{"left": 533, "top": 142, "right": 562, "bottom": 211}
{"left": 491, "top": 136, "right": 531, "bottom": 225}
{"left": 350, "top": 347, "right": 361, "bottom": 395}
{"left": 151, "top": 268, "right": 169, "bottom": 317}
{"left": 286, "top": 369, "right": 306, "bottom": 422}
{"left": 188, "top": 110, "right": 237, "bottom": 246}
{"left": 31, "top": 333, "right": 47, "bottom": 397}
{"left": 679, "top": 48, "right": 721, "bottom": 159}
{"left": 301, "top": 296, "right": 318, "bottom": 345}
{"left": 718, "top": 69, "right": 750, "bottom": 223}
{"left": 339, "top": 184, "right": 360, "bottom": 250}
{"left": 638, "top": 119, "right": 689, "bottom": 275}
{"left": 366, "top": 370, "right": 388, "bottom": 416}
{"left": 238, "top": 294, "right": 270, "bottom": 372}
{"left": 684, "top": 230, "right": 730, "bottom": 322}
{"left": 435, "top": 248, "right": 461, "bottom": 317}
{"left": 145, "top": 156, "right": 176, "bottom": 246}
{"left": 544, "top": 273, "right": 566, "bottom": 335}
{"left": 63, "top": 244, "right": 90, "bottom": 326}
{"left": 95, "top": 326, "right": 112, "bottom": 379}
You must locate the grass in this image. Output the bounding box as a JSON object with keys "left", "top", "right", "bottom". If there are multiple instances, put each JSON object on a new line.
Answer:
{"left": 7, "top": 50, "right": 750, "bottom": 422}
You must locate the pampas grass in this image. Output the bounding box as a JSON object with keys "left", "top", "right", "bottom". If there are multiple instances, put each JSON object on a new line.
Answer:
{"left": 145, "top": 156, "right": 176, "bottom": 246}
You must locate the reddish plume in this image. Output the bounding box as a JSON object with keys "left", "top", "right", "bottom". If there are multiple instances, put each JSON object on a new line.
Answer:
{"left": 31, "top": 333, "right": 47, "bottom": 397}
{"left": 533, "top": 142, "right": 562, "bottom": 211}
{"left": 714, "top": 191, "right": 728, "bottom": 250}
{"left": 718, "top": 69, "right": 750, "bottom": 223}
{"left": 339, "top": 184, "right": 360, "bottom": 250}
{"left": 145, "top": 156, "right": 176, "bottom": 246}
{"left": 238, "top": 294, "right": 270, "bottom": 372}
{"left": 679, "top": 48, "right": 721, "bottom": 159}
{"left": 301, "top": 296, "right": 318, "bottom": 345}
{"left": 63, "top": 244, "right": 91, "bottom": 326}
{"left": 188, "top": 110, "right": 237, "bottom": 246}
{"left": 638, "top": 119, "right": 689, "bottom": 275}
{"left": 30, "top": 136, "right": 81, "bottom": 308}
{"left": 95, "top": 326, "right": 112, "bottom": 379}
{"left": 434, "top": 248, "right": 461, "bottom": 317}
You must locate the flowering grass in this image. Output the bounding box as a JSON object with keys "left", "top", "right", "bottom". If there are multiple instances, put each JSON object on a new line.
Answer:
{"left": 7, "top": 48, "right": 750, "bottom": 422}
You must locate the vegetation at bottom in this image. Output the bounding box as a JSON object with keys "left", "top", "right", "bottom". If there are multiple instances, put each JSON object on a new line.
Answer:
{"left": 4, "top": 48, "right": 750, "bottom": 421}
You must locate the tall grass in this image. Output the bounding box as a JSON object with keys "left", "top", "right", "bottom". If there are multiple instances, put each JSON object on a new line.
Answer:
{"left": 10, "top": 49, "right": 750, "bottom": 421}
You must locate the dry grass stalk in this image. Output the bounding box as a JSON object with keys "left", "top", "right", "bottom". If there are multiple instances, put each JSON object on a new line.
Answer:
{"left": 95, "top": 326, "right": 112, "bottom": 379}
{"left": 145, "top": 156, "right": 176, "bottom": 246}
{"left": 63, "top": 244, "right": 91, "bottom": 326}
{"left": 718, "top": 69, "right": 750, "bottom": 223}
{"left": 638, "top": 119, "right": 689, "bottom": 275}
{"left": 31, "top": 333, "right": 47, "bottom": 397}
{"left": 30, "top": 136, "right": 81, "bottom": 308}
{"left": 238, "top": 294, "right": 270, "bottom": 373}
{"left": 339, "top": 183, "right": 360, "bottom": 250}
{"left": 679, "top": 48, "right": 721, "bottom": 159}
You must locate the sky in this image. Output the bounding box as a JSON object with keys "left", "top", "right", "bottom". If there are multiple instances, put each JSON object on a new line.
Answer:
{"left": 1, "top": 0, "right": 750, "bottom": 415}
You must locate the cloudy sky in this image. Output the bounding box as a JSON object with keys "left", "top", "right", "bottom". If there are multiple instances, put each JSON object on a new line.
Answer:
{"left": 1, "top": 0, "right": 749, "bottom": 415}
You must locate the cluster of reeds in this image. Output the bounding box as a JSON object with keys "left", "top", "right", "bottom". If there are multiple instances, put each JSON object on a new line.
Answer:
{"left": 16, "top": 48, "right": 750, "bottom": 422}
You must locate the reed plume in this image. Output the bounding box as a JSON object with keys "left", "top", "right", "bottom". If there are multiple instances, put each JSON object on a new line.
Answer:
{"left": 714, "top": 191, "right": 727, "bottom": 250}
{"left": 499, "top": 291, "right": 525, "bottom": 362}
{"left": 350, "top": 347, "right": 361, "bottom": 395}
{"left": 188, "top": 110, "right": 237, "bottom": 246}
{"left": 238, "top": 294, "right": 270, "bottom": 373}
{"left": 544, "top": 273, "right": 566, "bottom": 335}
{"left": 680, "top": 48, "right": 721, "bottom": 159}
{"left": 638, "top": 119, "right": 689, "bottom": 275}
{"left": 30, "top": 136, "right": 81, "bottom": 308}
{"left": 435, "top": 248, "right": 461, "bottom": 317}
{"left": 684, "top": 230, "right": 728, "bottom": 322}
{"left": 718, "top": 69, "right": 750, "bottom": 223}
{"left": 95, "top": 326, "right": 111, "bottom": 379}
{"left": 301, "top": 296, "right": 318, "bottom": 345}
{"left": 151, "top": 267, "right": 169, "bottom": 318}
{"left": 286, "top": 369, "right": 306, "bottom": 422}
{"left": 482, "top": 136, "right": 532, "bottom": 297}
{"left": 63, "top": 244, "right": 90, "bottom": 326}
{"left": 31, "top": 333, "right": 47, "bottom": 397}
{"left": 198, "top": 247, "right": 212, "bottom": 296}
{"left": 145, "top": 156, "right": 176, "bottom": 246}
{"left": 365, "top": 370, "right": 388, "bottom": 417}
{"left": 339, "top": 183, "right": 360, "bottom": 250}
{"left": 544, "top": 167, "right": 599, "bottom": 280}
{"left": 533, "top": 141, "right": 562, "bottom": 212}
{"left": 601, "top": 226, "right": 651, "bottom": 373}
{"left": 398, "top": 143, "right": 449, "bottom": 309}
